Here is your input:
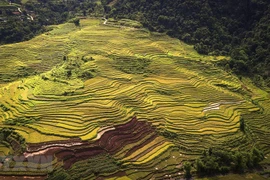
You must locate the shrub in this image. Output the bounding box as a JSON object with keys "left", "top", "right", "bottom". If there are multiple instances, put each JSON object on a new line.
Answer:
{"left": 79, "top": 71, "right": 94, "bottom": 80}
{"left": 183, "top": 162, "right": 192, "bottom": 179}
{"left": 194, "top": 147, "right": 264, "bottom": 176}
{"left": 240, "top": 117, "right": 245, "bottom": 132}
{"left": 73, "top": 18, "right": 80, "bottom": 27}
{"left": 0, "top": 104, "right": 9, "bottom": 112}
{"left": 4, "top": 116, "right": 40, "bottom": 126}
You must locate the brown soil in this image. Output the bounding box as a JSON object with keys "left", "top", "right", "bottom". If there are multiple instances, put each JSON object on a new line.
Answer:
{"left": 14, "top": 117, "right": 161, "bottom": 170}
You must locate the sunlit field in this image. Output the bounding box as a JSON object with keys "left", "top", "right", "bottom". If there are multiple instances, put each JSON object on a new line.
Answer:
{"left": 0, "top": 18, "right": 269, "bottom": 179}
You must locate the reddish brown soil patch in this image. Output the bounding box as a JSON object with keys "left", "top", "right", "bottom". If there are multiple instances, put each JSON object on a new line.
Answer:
{"left": 14, "top": 117, "right": 160, "bottom": 170}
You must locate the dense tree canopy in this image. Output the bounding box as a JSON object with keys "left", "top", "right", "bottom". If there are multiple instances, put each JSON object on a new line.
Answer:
{"left": 194, "top": 147, "right": 264, "bottom": 176}
{"left": 0, "top": 0, "right": 101, "bottom": 44}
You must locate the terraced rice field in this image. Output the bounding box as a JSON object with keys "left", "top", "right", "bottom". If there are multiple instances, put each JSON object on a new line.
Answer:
{"left": 0, "top": 18, "right": 269, "bottom": 179}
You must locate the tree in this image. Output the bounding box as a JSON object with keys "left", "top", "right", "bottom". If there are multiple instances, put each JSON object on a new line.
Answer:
{"left": 233, "top": 152, "right": 246, "bottom": 172}
{"left": 196, "top": 159, "right": 205, "bottom": 173}
{"left": 203, "top": 150, "right": 207, "bottom": 157}
{"left": 240, "top": 117, "right": 245, "bottom": 132}
{"left": 246, "top": 152, "right": 254, "bottom": 168}
{"left": 252, "top": 148, "right": 264, "bottom": 167}
{"left": 204, "top": 157, "right": 219, "bottom": 174}
{"left": 231, "top": 49, "right": 249, "bottom": 61}
{"left": 209, "top": 147, "right": 213, "bottom": 156}
{"left": 67, "top": 70, "right": 72, "bottom": 78}
{"left": 194, "top": 42, "right": 210, "bottom": 55}
{"left": 48, "top": 169, "right": 70, "bottom": 180}
{"left": 83, "top": 10, "right": 87, "bottom": 16}
{"left": 194, "top": 27, "right": 211, "bottom": 40}
{"left": 183, "top": 162, "right": 192, "bottom": 179}
{"left": 195, "top": 148, "right": 265, "bottom": 176}
{"left": 224, "top": 63, "right": 231, "bottom": 72}
{"left": 73, "top": 18, "right": 80, "bottom": 27}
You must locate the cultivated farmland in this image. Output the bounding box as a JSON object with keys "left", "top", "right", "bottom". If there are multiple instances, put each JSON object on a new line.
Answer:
{"left": 0, "top": 19, "right": 269, "bottom": 179}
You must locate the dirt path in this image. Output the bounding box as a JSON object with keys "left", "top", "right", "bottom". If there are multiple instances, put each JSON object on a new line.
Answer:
{"left": 18, "top": 7, "right": 34, "bottom": 21}
{"left": 24, "top": 142, "right": 84, "bottom": 157}
{"left": 94, "top": 126, "right": 115, "bottom": 140}
{"left": 103, "top": 18, "right": 108, "bottom": 25}
{"left": 28, "top": 14, "right": 34, "bottom": 21}
{"left": 203, "top": 100, "right": 246, "bottom": 112}
{"left": 108, "top": 0, "right": 118, "bottom": 6}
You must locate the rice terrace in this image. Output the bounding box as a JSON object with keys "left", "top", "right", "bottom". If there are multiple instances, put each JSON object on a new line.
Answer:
{"left": 0, "top": 17, "right": 270, "bottom": 179}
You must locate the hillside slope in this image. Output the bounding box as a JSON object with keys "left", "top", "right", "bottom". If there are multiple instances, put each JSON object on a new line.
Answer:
{"left": 0, "top": 18, "right": 269, "bottom": 179}
{"left": 105, "top": 0, "right": 270, "bottom": 86}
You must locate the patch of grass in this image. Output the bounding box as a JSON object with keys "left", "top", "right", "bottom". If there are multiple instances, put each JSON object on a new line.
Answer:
{"left": 118, "top": 19, "right": 143, "bottom": 28}
{"left": 48, "top": 153, "right": 121, "bottom": 179}
{"left": 0, "top": 128, "right": 26, "bottom": 154}
{"left": 4, "top": 116, "right": 40, "bottom": 126}
{"left": 112, "top": 56, "right": 151, "bottom": 74}
{"left": 158, "top": 129, "right": 178, "bottom": 140}
{"left": 0, "top": 104, "right": 9, "bottom": 112}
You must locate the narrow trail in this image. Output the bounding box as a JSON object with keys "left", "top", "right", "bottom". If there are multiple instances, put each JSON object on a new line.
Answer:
{"left": 103, "top": 18, "right": 108, "bottom": 25}
{"left": 18, "top": 7, "right": 34, "bottom": 21}
{"left": 29, "top": 15, "right": 34, "bottom": 21}
{"left": 203, "top": 100, "right": 246, "bottom": 112}
{"left": 24, "top": 142, "right": 84, "bottom": 158}
{"left": 27, "top": 142, "right": 84, "bottom": 152}
{"left": 108, "top": 0, "right": 118, "bottom": 6}
{"left": 94, "top": 126, "right": 115, "bottom": 140}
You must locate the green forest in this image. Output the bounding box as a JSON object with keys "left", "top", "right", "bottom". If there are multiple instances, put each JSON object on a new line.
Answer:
{"left": 0, "top": 0, "right": 102, "bottom": 44}
{"left": 103, "top": 0, "right": 270, "bottom": 87}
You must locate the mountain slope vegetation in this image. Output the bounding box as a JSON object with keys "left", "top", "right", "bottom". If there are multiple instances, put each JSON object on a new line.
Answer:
{"left": 0, "top": 18, "right": 269, "bottom": 179}
{"left": 0, "top": 0, "right": 103, "bottom": 44}
{"left": 0, "top": 0, "right": 270, "bottom": 179}
{"left": 104, "top": 0, "right": 270, "bottom": 86}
